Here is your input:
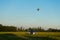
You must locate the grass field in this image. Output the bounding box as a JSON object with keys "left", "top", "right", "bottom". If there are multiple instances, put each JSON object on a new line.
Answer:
{"left": 0, "top": 32, "right": 60, "bottom": 40}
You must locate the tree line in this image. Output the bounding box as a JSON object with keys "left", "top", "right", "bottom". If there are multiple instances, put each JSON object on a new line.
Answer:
{"left": 0, "top": 24, "right": 60, "bottom": 32}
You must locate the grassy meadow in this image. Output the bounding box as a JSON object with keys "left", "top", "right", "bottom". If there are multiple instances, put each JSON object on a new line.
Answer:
{"left": 0, "top": 32, "right": 60, "bottom": 40}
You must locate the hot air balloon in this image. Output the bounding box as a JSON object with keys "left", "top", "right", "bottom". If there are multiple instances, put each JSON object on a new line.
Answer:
{"left": 37, "top": 8, "right": 40, "bottom": 11}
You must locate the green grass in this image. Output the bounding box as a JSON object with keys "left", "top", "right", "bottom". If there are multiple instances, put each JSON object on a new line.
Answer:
{"left": 0, "top": 32, "right": 60, "bottom": 40}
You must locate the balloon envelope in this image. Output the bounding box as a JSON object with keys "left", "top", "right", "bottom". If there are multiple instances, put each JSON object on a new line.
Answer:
{"left": 37, "top": 8, "right": 40, "bottom": 11}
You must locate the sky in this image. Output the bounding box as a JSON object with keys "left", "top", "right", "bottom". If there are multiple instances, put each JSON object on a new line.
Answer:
{"left": 0, "top": 0, "right": 60, "bottom": 29}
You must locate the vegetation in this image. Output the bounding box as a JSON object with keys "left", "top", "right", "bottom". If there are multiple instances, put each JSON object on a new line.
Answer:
{"left": 0, "top": 24, "right": 60, "bottom": 40}
{"left": 0, "top": 32, "right": 60, "bottom": 40}
{"left": 0, "top": 24, "right": 60, "bottom": 32}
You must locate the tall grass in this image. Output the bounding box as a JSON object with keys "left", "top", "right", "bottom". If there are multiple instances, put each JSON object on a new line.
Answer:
{"left": 0, "top": 32, "right": 60, "bottom": 40}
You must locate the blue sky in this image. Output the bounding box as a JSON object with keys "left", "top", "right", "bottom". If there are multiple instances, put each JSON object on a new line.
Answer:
{"left": 0, "top": 0, "right": 60, "bottom": 29}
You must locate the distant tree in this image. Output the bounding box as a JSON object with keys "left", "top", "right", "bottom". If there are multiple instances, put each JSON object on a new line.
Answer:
{"left": 0, "top": 24, "right": 2, "bottom": 27}
{"left": 47, "top": 28, "right": 60, "bottom": 32}
{"left": 0, "top": 24, "right": 60, "bottom": 32}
